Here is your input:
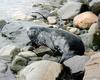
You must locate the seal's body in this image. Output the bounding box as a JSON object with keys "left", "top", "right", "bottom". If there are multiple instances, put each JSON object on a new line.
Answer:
{"left": 27, "top": 27, "right": 85, "bottom": 63}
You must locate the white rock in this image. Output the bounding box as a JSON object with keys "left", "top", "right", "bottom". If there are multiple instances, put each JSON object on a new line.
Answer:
{"left": 0, "top": 45, "right": 20, "bottom": 60}
{"left": 69, "top": 27, "right": 80, "bottom": 34}
{"left": 47, "top": 16, "right": 57, "bottom": 24}
{"left": 18, "top": 51, "right": 37, "bottom": 58}
{"left": 17, "top": 60, "right": 62, "bottom": 80}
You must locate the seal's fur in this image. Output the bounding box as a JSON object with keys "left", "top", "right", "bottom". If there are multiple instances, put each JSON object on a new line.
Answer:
{"left": 27, "top": 27, "right": 85, "bottom": 63}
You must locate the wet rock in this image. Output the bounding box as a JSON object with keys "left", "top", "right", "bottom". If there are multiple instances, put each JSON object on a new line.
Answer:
{"left": 64, "top": 55, "right": 90, "bottom": 73}
{"left": 57, "top": 2, "right": 82, "bottom": 20}
{"left": 10, "top": 55, "right": 28, "bottom": 73}
{"left": 12, "top": 11, "right": 33, "bottom": 21}
{"left": 17, "top": 60, "right": 71, "bottom": 80}
{"left": 47, "top": 16, "right": 57, "bottom": 24}
{"left": 88, "top": 23, "right": 98, "bottom": 33}
{"left": 0, "top": 59, "right": 16, "bottom": 80}
{"left": 90, "top": 0, "right": 100, "bottom": 15}
{"left": 0, "top": 45, "right": 20, "bottom": 60}
{"left": 0, "top": 20, "right": 6, "bottom": 31}
{"left": 2, "top": 21, "right": 35, "bottom": 47}
{"left": 69, "top": 27, "right": 80, "bottom": 35}
{"left": 73, "top": 11, "right": 98, "bottom": 29}
{"left": 83, "top": 53, "right": 100, "bottom": 80}
{"left": 33, "top": 46, "right": 53, "bottom": 57}
{"left": 18, "top": 51, "right": 37, "bottom": 59}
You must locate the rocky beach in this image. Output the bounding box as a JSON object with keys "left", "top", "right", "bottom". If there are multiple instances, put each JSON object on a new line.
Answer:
{"left": 0, "top": 0, "right": 100, "bottom": 80}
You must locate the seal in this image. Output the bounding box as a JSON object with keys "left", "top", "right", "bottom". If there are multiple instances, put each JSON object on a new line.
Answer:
{"left": 27, "top": 26, "right": 85, "bottom": 63}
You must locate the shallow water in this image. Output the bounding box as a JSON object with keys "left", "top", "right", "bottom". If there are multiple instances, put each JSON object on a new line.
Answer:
{"left": 0, "top": 0, "right": 50, "bottom": 21}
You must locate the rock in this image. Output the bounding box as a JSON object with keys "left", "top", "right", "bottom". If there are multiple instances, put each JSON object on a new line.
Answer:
{"left": 42, "top": 54, "right": 61, "bottom": 62}
{"left": 83, "top": 53, "right": 100, "bottom": 80}
{"left": 33, "top": 46, "right": 53, "bottom": 57}
{"left": 80, "top": 33, "right": 93, "bottom": 50}
{"left": 69, "top": 27, "right": 80, "bottom": 35}
{"left": 73, "top": 11, "right": 98, "bottom": 29}
{"left": 10, "top": 55, "right": 28, "bottom": 73}
{"left": 64, "top": 55, "right": 90, "bottom": 73}
{"left": 17, "top": 60, "right": 71, "bottom": 80}
{"left": 90, "top": 0, "right": 100, "bottom": 15}
{"left": 33, "top": 20, "right": 49, "bottom": 27}
{"left": 0, "top": 34, "right": 12, "bottom": 48}
{"left": 18, "top": 51, "right": 37, "bottom": 58}
{"left": 57, "top": 2, "right": 82, "bottom": 20}
{"left": 47, "top": 16, "right": 57, "bottom": 24}
{"left": 0, "top": 59, "right": 16, "bottom": 80}
{"left": 80, "top": 29, "right": 100, "bottom": 50}
{"left": 2, "top": 21, "right": 35, "bottom": 47}
{"left": 12, "top": 10, "right": 33, "bottom": 21}
{"left": 88, "top": 23, "right": 98, "bottom": 33}
{"left": 67, "top": 0, "right": 91, "bottom": 4}
{"left": 0, "top": 20, "right": 6, "bottom": 31}
{"left": 0, "top": 45, "right": 20, "bottom": 60}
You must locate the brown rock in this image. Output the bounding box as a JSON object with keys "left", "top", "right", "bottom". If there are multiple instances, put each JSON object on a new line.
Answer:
{"left": 83, "top": 53, "right": 100, "bottom": 80}
{"left": 73, "top": 11, "right": 98, "bottom": 29}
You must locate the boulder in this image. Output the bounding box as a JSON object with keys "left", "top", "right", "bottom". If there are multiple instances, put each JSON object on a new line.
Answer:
{"left": 90, "top": 0, "right": 100, "bottom": 15}
{"left": 64, "top": 55, "right": 90, "bottom": 73}
{"left": 0, "top": 45, "right": 20, "bottom": 60}
{"left": 83, "top": 53, "right": 100, "bottom": 80}
{"left": 73, "top": 11, "right": 98, "bottom": 29}
{"left": 57, "top": 2, "right": 82, "bottom": 20}
{"left": 17, "top": 60, "right": 71, "bottom": 80}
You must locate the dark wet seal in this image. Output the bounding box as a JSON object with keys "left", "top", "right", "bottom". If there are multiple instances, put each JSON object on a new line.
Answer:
{"left": 27, "top": 26, "right": 85, "bottom": 63}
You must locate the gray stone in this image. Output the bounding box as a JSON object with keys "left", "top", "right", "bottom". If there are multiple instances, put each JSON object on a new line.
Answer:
{"left": 67, "top": 0, "right": 91, "bottom": 4}
{"left": 88, "top": 23, "right": 98, "bottom": 33}
{"left": 0, "top": 20, "right": 6, "bottom": 32}
{"left": 57, "top": 2, "right": 82, "bottom": 20}
{"left": 0, "top": 59, "right": 15, "bottom": 80}
{"left": 10, "top": 55, "right": 28, "bottom": 72}
{"left": 17, "top": 60, "right": 63, "bottom": 80}
{"left": 90, "top": 0, "right": 100, "bottom": 15}
{"left": 80, "top": 33, "right": 94, "bottom": 50}
{"left": 0, "top": 45, "right": 20, "bottom": 60}
{"left": 1, "top": 21, "right": 35, "bottom": 47}
{"left": 64, "top": 55, "right": 90, "bottom": 73}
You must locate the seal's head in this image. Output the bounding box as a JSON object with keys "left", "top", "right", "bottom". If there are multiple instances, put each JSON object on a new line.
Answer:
{"left": 27, "top": 27, "right": 40, "bottom": 39}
